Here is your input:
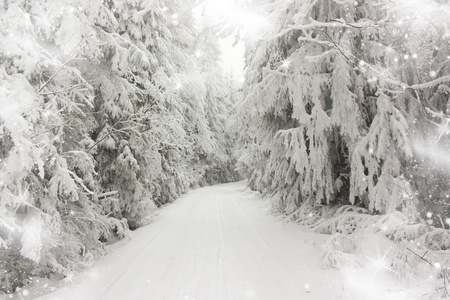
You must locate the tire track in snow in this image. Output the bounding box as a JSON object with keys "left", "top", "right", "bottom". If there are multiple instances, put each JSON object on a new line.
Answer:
{"left": 223, "top": 194, "right": 291, "bottom": 298}
{"left": 233, "top": 194, "right": 272, "bottom": 251}
{"left": 175, "top": 194, "right": 209, "bottom": 300}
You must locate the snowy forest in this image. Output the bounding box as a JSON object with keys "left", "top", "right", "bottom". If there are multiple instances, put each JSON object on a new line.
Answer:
{"left": 1, "top": 0, "right": 450, "bottom": 298}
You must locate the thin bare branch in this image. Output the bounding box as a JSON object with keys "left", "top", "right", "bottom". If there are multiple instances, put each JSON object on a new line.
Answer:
{"left": 406, "top": 248, "right": 433, "bottom": 267}
{"left": 321, "top": 30, "right": 352, "bottom": 63}
{"left": 39, "top": 81, "right": 89, "bottom": 96}
{"left": 31, "top": 123, "right": 67, "bottom": 139}
{"left": 37, "top": 37, "right": 85, "bottom": 95}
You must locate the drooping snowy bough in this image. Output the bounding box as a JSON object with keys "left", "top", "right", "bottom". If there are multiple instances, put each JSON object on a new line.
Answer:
{"left": 237, "top": 0, "right": 450, "bottom": 293}
{"left": 0, "top": 0, "right": 238, "bottom": 293}
{"left": 239, "top": 0, "right": 450, "bottom": 226}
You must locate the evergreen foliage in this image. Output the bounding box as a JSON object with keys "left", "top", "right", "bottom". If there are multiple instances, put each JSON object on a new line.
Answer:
{"left": 238, "top": 0, "right": 450, "bottom": 222}
{"left": 0, "top": 0, "right": 237, "bottom": 293}
{"left": 2, "top": 0, "right": 449, "bottom": 295}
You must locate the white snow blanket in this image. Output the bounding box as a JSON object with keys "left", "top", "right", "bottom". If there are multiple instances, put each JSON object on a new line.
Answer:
{"left": 22, "top": 182, "right": 421, "bottom": 300}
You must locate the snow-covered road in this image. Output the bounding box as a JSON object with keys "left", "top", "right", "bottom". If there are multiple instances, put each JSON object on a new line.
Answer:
{"left": 31, "top": 182, "right": 412, "bottom": 300}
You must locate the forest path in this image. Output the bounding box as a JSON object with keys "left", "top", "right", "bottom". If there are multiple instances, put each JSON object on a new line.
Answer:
{"left": 33, "top": 182, "right": 404, "bottom": 300}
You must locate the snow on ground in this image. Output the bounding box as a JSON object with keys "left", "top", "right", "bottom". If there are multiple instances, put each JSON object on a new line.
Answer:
{"left": 3, "top": 182, "right": 431, "bottom": 299}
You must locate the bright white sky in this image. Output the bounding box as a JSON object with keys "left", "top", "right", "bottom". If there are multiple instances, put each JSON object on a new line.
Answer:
{"left": 219, "top": 36, "right": 245, "bottom": 80}
{"left": 195, "top": 0, "right": 266, "bottom": 81}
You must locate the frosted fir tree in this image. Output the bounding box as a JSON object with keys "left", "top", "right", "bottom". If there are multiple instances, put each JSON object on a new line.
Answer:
{"left": 1, "top": 0, "right": 239, "bottom": 293}
{"left": 238, "top": 0, "right": 450, "bottom": 223}
{"left": 79, "top": 0, "right": 213, "bottom": 220}
{"left": 191, "top": 14, "right": 241, "bottom": 184}
{"left": 85, "top": 0, "right": 165, "bottom": 227}
{"left": 0, "top": 0, "right": 130, "bottom": 292}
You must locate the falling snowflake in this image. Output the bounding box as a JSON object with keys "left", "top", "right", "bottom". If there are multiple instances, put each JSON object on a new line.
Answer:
{"left": 281, "top": 60, "right": 290, "bottom": 69}
{"left": 63, "top": 273, "right": 75, "bottom": 282}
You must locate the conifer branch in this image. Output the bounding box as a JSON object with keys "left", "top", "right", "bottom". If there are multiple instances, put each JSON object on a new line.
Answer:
{"left": 262, "top": 67, "right": 294, "bottom": 77}
{"left": 407, "top": 248, "right": 450, "bottom": 297}
{"left": 31, "top": 123, "right": 67, "bottom": 139}
{"left": 409, "top": 76, "right": 450, "bottom": 90}
{"left": 39, "top": 81, "right": 89, "bottom": 96}
{"left": 330, "top": 18, "right": 365, "bottom": 29}
{"left": 86, "top": 128, "right": 113, "bottom": 153}
{"left": 68, "top": 170, "right": 95, "bottom": 195}
{"left": 37, "top": 57, "right": 74, "bottom": 95}
{"left": 321, "top": 30, "right": 352, "bottom": 63}
{"left": 271, "top": 19, "right": 374, "bottom": 40}
{"left": 406, "top": 248, "right": 433, "bottom": 267}
{"left": 85, "top": 116, "right": 127, "bottom": 153}
{"left": 362, "top": 61, "right": 450, "bottom": 93}
{"left": 37, "top": 37, "right": 85, "bottom": 95}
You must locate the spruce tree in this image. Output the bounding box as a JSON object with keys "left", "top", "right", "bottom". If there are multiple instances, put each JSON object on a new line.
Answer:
{"left": 238, "top": 0, "right": 450, "bottom": 222}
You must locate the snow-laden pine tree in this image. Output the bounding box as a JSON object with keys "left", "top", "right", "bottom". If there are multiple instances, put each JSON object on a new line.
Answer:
{"left": 193, "top": 18, "right": 241, "bottom": 185}
{"left": 0, "top": 0, "right": 129, "bottom": 292}
{"left": 84, "top": 0, "right": 172, "bottom": 226}
{"left": 1, "top": 0, "right": 237, "bottom": 293}
{"left": 238, "top": 0, "right": 450, "bottom": 223}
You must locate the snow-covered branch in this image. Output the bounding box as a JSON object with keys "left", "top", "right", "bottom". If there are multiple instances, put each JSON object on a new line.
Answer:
{"left": 270, "top": 18, "right": 375, "bottom": 40}
{"left": 262, "top": 67, "right": 294, "bottom": 77}
{"left": 97, "top": 191, "right": 119, "bottom": 200}
{"left": 39, "top": 81, "right": 90, "bottom": 96}
{"left": 37, "top": 38, "right": 86, "bottom": 95}
{"left": 409, "top": 75, "right": 450, "bottom": 90}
